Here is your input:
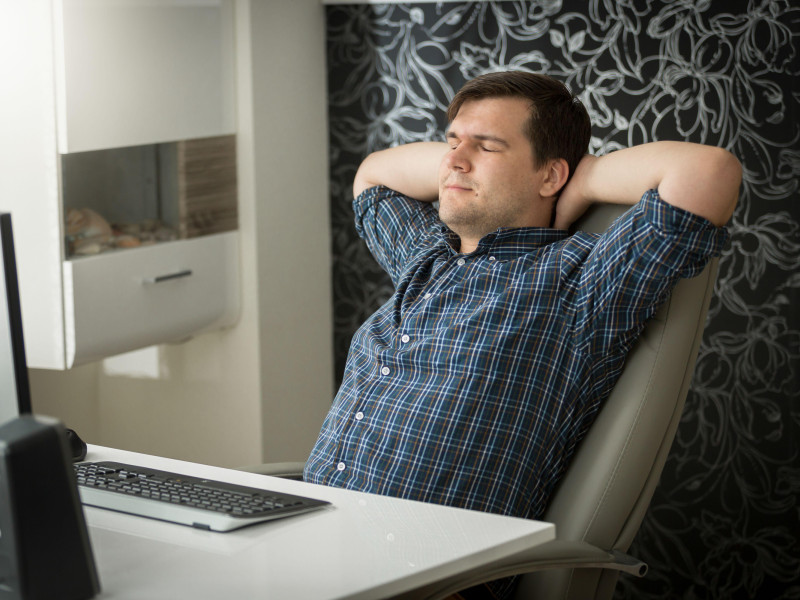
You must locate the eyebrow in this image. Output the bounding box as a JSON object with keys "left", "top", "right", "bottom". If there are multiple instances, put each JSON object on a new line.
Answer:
{"left": 446, "top": 130, "right": 510, "bottom": 147}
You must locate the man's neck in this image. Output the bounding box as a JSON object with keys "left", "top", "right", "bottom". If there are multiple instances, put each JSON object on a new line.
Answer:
{"left": 458, "top": 239, "right": 479, "bottom": 254}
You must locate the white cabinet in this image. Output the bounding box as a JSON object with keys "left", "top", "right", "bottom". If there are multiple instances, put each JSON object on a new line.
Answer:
{"left": 0, "top": 0, "right": 239, "bottom": 369}
{"left": 53, "top": 0, "right": 236, "bottom": 152}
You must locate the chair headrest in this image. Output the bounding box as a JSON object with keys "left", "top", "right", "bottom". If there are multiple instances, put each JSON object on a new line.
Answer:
{"left": 570, "top": 203, "right": 629, "bottom": 235}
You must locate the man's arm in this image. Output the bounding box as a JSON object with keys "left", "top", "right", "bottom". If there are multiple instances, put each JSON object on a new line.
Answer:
{"left": 554, "top": 142, "right": 742, "bottom": 229}
{"left": 353, "top": 142, "right": 449, "bottom": 201}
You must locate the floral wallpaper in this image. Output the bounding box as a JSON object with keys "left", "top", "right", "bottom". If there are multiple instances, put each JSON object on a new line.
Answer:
{"left": 324, "top": 1, "right": 800, "bottom": 598}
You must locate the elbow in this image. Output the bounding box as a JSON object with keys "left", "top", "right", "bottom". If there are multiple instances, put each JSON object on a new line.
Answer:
{"left": 352, "top": 158, "right": 375, "bottom": 200}
{"left": 352, "top": 150, "right": 387, "bottom": 199}
{"left": 689, "top": 146, "right": 742, "bottom": 226}
{"left": 658, "top": 145, "right": 743, "bottom": 227}
{"left": 715, "top": 148, "right": 742, "bottom": 225}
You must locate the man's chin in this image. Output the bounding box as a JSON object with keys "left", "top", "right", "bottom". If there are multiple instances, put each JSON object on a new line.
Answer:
{"left": 438, "top": 196, "right": 468, "bottom": 221}
{"left": 437, "top": 206, "right": 458, "bottom": 228}
{"left": 439, "top": 211, "right": 472, "bottom": 235}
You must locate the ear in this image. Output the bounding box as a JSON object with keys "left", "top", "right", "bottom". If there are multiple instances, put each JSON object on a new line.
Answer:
{"left": 539, "top": 158, "right": 569, "bottom": 199}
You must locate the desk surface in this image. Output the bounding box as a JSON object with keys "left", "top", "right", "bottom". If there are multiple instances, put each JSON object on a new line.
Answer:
{"left": 82, "top": 446, "right": 554, "bottom": 600}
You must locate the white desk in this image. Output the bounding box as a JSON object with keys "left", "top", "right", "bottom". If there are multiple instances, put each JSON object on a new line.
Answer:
{"left": 82, "top": 446, "right": 554, "bottom": 599}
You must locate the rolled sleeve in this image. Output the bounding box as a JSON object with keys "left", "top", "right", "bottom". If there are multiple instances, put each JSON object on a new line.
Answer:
{"left": 640, "top": 188, "right": 729, "bottom": 278}
{"left": 353, "top": 186, "right": 439, "bottom": 284}
{"left": 567, "top": 189, "right": 728, "bottom": 357}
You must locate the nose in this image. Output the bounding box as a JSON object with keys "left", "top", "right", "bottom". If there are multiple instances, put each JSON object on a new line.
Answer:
{"left": 444, "top": 144, "right": 470, "bottom": 172}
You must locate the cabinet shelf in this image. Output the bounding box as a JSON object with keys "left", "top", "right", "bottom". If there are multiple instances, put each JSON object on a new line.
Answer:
{"left": 62, "top": 135, "right": 238, "bottom": 260}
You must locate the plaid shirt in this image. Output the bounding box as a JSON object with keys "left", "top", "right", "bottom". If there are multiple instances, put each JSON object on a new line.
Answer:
{"left": 305, "top": 185, "right": 727, "bottom": 522}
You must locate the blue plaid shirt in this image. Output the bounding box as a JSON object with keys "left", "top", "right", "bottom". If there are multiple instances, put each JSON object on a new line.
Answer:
{"left": 305, "top": 185, "right": 727, "bottom": 522}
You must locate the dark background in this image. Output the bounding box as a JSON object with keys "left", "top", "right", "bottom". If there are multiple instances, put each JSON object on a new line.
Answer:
{"left": 323, "top": 2, "right": 800, "bottom": 597}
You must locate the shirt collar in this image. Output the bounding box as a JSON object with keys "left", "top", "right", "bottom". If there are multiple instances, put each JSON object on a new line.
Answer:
{"left": 438, "top": 225, "right": 568, "bottom": 259}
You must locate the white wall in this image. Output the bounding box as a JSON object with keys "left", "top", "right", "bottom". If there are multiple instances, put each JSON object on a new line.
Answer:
{"left": 29, "top": 0, "right": 334, "bottom": 469}
{"left": 246, "top": 0, "right": 334, "bottom": 463}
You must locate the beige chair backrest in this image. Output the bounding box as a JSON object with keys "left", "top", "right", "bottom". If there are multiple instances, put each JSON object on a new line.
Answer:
{"left": 516, "top": 203, "right": 719, "bottom": 599}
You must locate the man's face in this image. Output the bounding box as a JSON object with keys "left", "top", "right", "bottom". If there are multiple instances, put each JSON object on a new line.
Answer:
{"left": 438, "top": 97, "right": 552, "bottom": 251}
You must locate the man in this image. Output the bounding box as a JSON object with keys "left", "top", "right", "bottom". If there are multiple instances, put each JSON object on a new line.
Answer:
{"left": 305, "top": 71, "right": 740, "bottom": 597}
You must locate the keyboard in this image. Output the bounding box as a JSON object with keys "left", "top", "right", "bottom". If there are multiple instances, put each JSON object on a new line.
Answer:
{"left": 74, "top": 461, "right": 329, "bottom": 532}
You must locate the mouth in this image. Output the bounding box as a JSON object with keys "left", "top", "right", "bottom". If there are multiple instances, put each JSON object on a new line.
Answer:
{"left": 442, "top": 180, "right": 473, "bottom": 193}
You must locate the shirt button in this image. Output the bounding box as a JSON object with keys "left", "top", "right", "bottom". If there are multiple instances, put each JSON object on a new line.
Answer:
{"left": 457, "top": 258, "right": 466, "bottom": 266}
{"left": 336, "top": 462, "right": 346, "bottom": 471}
{"left": 355, "top": 411, "right": 364, "bottom": 421}
{"left": 381, "top": 366, "right": 390, "bottom": 376}
{"left": 488, "top": 255, "right": 496, "bottom": 262}
{"left": 401, "top": 334, "right": 410, "bottom": 343}
{"left": 423, "top": 292, "right": 432, "bottom": 300}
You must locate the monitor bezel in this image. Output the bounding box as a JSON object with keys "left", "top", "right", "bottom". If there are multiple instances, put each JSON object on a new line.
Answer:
{"left": 0, "top": 213, "right": 32, "bottom": 415}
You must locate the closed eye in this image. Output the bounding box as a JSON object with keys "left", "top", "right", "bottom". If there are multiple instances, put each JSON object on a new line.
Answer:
{"left": 446, "top": 132, "right": 507, "bottom": 153}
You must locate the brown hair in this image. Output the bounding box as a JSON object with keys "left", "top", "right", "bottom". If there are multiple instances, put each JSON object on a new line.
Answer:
{"left": 447, "top": 71, "right": 591, "bottom": 183}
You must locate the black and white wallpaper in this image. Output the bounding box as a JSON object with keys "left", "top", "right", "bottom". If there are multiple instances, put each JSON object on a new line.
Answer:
{"left": 324, "top": 1, "right": 799, "bottom": 598}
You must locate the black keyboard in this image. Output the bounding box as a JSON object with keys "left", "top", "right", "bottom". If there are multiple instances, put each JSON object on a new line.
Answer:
{"left": 74, "top": 461, "right": 329, "bottom": 532}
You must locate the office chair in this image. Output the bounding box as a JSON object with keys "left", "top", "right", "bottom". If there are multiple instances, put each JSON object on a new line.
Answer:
{"left": 241, "top": 203, "right": 720, "bottom": 600}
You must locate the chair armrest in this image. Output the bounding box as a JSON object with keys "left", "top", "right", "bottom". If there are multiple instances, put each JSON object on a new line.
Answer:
{"left": 237, "top": 461, "right": 305, "bottom": 480}
{"left": 393, "top": 539, "right": 647, "bottom": 600}
{"left": 498, "top": 539, "right": 647, "bottom": 577}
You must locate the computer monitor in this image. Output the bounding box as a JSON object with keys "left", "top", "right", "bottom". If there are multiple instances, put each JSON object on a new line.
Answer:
{"left": 0, "top": 213, "right": 32, "bottom": 425}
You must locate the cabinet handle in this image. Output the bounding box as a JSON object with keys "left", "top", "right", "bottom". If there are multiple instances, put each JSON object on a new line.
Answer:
{"left": 142, "top": 269, "right": 193, "bottom": 284}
